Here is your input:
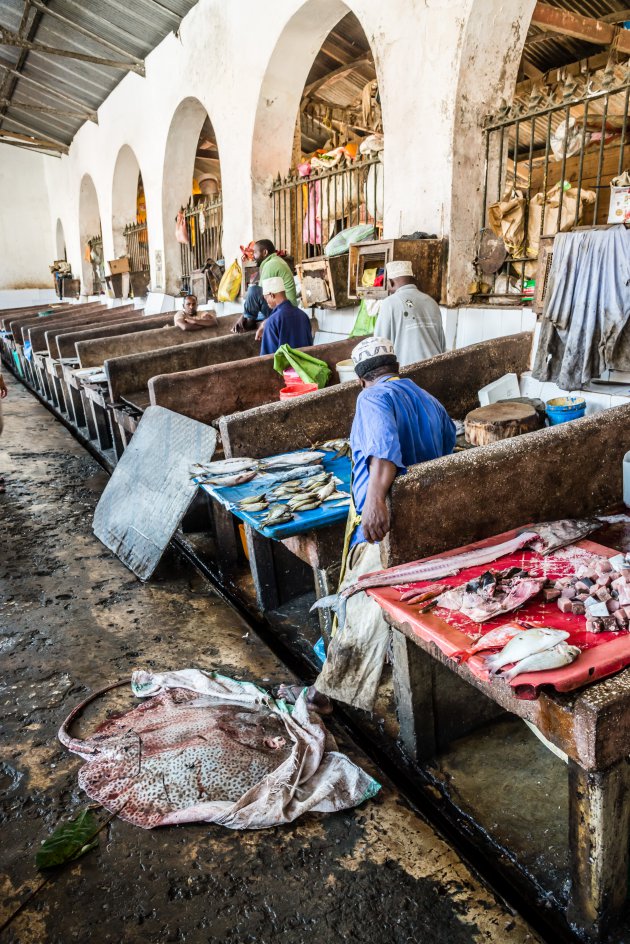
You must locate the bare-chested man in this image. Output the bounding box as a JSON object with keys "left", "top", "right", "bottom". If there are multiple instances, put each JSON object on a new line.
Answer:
{"left": 174, "top": 294, "right": 218, "bottom": 332}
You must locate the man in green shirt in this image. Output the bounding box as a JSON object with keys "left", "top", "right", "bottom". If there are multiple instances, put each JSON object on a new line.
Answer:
{"left": 255, "top": 239, "right": 296, "bottom": 304}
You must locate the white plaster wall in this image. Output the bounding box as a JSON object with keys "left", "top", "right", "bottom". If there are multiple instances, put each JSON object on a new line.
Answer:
{"left": 0, "top": 144, "right": 56, "bottom": 290}
{"left": 37, "top": 0, "right": 534, "bottom": 304}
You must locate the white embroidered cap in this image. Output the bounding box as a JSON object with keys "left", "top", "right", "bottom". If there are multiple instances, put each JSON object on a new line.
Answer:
{"left": 261, "top": 276, "right": 285, "bottom": 294}
{"left": 351, "top": 336, "right": 395, "bottom": 367}
{"left": 386, "top": 260, "right": 413, "bottom": 278}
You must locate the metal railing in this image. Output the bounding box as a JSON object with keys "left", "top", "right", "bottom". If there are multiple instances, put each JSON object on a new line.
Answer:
{"left": 271, "top": 153, "right": 383, "bottom": 264}
{"left": 124, "top": 221, "right": 150, "bottom": 272}
{"left": 179, "top": 196, "right": 223, "bottom": 292}
{"left": 476, "top": 61, "right": 630, "bottom": 299}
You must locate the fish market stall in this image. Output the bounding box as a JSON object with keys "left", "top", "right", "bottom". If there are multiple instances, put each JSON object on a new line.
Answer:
{"left": 357, "top": 402, "right": 630, "bottom": 940}
{"left": 211, "top": 334, "right": 533, "bottom": 628}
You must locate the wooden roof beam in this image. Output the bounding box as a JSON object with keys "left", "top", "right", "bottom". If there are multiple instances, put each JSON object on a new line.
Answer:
{"left": 0, "top": 57, "right": 98, "bottom": 118}
{"left": 0, "top": 97, "right": 93, "bottom": 120}
{"left": 303, "top": 56, "right": 373, "bottom": 97}
{"left": 530, "top": 2, "right": 630, "bottom": 55}
{"left": 0, "top": 26, "right": 146, "bottom": 74}
{"left": 0, "top": 126, "right": 67, "bottom": 151}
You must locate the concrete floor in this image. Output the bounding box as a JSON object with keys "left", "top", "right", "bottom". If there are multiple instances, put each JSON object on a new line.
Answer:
{"left": 0, "top": 373, "right": 541, "bottom": 944}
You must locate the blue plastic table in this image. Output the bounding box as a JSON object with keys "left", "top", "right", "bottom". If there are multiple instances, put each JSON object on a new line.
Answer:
{"left": 197, "top": 451, "right": 351, "bottom": 540}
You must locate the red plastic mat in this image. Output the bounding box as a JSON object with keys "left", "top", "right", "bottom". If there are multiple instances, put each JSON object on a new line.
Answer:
{"left": 368, "top": 529, "right": 630, "bottom": 699}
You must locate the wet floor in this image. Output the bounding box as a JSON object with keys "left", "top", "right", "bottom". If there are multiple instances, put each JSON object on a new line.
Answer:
{"left": 0, "top": 373, "right": 542, "bottom": 943}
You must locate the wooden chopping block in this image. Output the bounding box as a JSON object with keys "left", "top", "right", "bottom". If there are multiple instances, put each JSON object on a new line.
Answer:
{"left": 465, "top": 402, "right": 539, "bottom": 446}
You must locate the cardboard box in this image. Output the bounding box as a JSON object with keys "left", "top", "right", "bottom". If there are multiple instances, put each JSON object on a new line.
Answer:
{"left": 108, "top": 256, "right": 131, "bottom": 275}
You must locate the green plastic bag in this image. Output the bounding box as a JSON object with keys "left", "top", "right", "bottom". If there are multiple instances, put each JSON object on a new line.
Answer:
{"left": 273, "top": 344, "right": 331, "bottom": 389}
{"left": 349, "top": 299, "right": 378, "bottom": 338}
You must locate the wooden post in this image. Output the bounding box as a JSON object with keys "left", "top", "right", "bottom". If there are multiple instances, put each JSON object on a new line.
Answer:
{"left": 390, "top": 628, "right": 436, "bottom": 762}
{"left": 244, "top": 525, "right": 280, "bottom": 612}
{"left": 568, "top": 758, "right": 630, "bottom": 939}
{"left": 212, "top": 502, "right": 240, "bottom": 575}
{"left": 68, "top": 384, "right": 86, "bottom": 428}
{"left": 88, "top": 399, "right": 112, "bottom": 451}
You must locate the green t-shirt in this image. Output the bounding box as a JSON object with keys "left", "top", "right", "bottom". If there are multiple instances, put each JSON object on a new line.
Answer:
{"left": 259, "top": 253, "right": 297, "bottom": 305}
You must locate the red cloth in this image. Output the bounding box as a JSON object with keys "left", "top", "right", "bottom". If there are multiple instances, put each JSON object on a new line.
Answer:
{"left": 368, "top": 530, "right": 630, "bottom": 699}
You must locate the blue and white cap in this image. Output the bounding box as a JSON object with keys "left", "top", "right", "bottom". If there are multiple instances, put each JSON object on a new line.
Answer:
{"left": 351, "top": 336, "right": 395, "bottom": 369}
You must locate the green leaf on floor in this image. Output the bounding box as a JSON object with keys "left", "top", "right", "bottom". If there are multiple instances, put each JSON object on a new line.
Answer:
{"left": 36, "top": 809, "right": 99, "bottom": 870}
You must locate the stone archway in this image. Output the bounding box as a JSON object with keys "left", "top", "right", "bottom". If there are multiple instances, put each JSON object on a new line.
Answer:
{"left": 161, "top": 97, "right": 222, "bottom": 296}
{"left": 78, "top": 173, "right": 102, "bottom": 295}
{"left": 55, "top": 218, "right": 66, "bottom": 261}
{"left": 111, "top": 144, "right": 144, "bottom": 258}
{"left": 250, "top": 0, "right": 379, "bottom": 238}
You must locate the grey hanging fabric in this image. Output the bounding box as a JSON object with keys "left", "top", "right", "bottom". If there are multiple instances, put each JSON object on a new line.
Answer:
{"left": 532, "top": 227, "right": 630, "bottom": 390}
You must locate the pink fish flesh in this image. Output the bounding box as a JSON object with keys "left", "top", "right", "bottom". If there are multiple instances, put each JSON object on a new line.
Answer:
{"left": 437, "top": 574, "right": 545, "bottom": 624}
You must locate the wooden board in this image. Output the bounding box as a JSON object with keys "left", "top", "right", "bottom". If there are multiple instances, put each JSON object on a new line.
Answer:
{"left": 93, "top": 406, "right": 216, "bottom": 580}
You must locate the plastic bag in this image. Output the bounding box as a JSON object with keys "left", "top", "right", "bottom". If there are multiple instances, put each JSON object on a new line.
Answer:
{"left": 349, "top": 299, "right": 379, "bottom": 338}
{"left": 217, "top": 259, "right": 242, "bottom": 302}
{"left": 488, "top": 189, "right": 526, "bottom": 256}
{"left": 324, "top": 224, "right": 374, "bottom": 257}
{"left": 175, "top": 210, "right": 189, "bottom": 245}
{"left": 608, "top": 172, "right": 630, "bottom": 224}
{"left": 273, "top": 344, "right": 331, "bottom": 388}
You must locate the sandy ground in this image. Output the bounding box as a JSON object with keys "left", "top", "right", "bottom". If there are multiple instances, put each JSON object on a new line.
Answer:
{"left": 0, "top": 373, "right": 540, "bottom": 944}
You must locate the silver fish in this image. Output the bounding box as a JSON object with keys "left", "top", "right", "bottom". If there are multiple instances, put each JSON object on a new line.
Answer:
{"left": 311, "top": 530, "right": 540, "bottom": 628}
{"left": 261, "top": 503, "right": 294, "bottom": 526}
{"left": 259, "top": 451, "right": 325, "bottom": 471}
{"left": 264, "top": 465, "right": 324, "bottom": 486}
{"left": 238, "top": 492, "right": 267, "bottom": 507}
{"left": 192, "top": 458, "right": 256, "bottom": 476}
{"left": 241, "top": 501, "right": 268, "bottom": 513}
{"left": 200, "top": 469, "right": 258, "bottom": 487}
{"left": 484, "top": 628, "right": 569, "bottom": 674}
{"left": 501, "top": 642, "right": 580, "bottom": 681}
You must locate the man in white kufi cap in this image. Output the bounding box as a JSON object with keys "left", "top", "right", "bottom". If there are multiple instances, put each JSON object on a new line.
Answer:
{"left": 292, "top": 335, "right": 456, "bottom": 716}
{"left": 257, "top": 275, "right": 312, "bottom": 356}
{"left": 372, "top": 259, "right": 446, "bottom": 367}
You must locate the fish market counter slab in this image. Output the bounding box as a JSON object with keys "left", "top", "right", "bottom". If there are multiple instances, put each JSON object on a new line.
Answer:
{"left": 372, "top": 529, "right": 630, "bottom": 940}
{"left": 197, "top": 452, "right": 351, "bottom": 540}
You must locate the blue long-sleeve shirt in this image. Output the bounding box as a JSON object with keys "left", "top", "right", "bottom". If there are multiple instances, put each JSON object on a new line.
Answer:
{"left": 260, "top": 300, "right": 313, "bottom": 356}
{"left": 350, "top": 375, "right": 456, "bottom": 545}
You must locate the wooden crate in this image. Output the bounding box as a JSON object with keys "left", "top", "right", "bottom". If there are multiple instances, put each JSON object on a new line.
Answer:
{"left": 296, "top": 254, "right": 351, "bottom": 309}
{"left": 348, "top": 238, "right": 445, "bottom": 302}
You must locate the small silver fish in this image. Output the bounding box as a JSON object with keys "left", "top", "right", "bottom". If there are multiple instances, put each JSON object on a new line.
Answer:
{"left": 501, "top": 642, "right": 580, "bottom": 681}
{"left": 484, "top": 628, "right": 569, "bottom": 674}
{"left": 192, "top": 458, "right": 256, "bottom": 476}
{"left": 261, "top": 503, "right": 294, "bottom": 526}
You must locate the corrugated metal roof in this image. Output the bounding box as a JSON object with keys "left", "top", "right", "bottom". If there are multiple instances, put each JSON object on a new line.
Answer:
{"left": 522, "top": 0, "right": 630, "bottom": 74}
{"left": 0, "top": 0, "right": 197, "bottom": 152}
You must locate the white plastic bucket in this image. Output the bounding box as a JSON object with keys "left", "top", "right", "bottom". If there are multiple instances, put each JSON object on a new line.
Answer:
{"left": 336, "top": 359, "right": 358, "bottom": 384}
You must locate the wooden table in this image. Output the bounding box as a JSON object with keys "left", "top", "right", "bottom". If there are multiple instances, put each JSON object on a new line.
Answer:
{"left": 375, "top": 529, "right": 630, "bottom": 941}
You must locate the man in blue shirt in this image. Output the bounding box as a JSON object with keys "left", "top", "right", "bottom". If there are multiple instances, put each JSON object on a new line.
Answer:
{"left": 258, "top": 277, "right": 313, "bottom": 357}
{"left": 301, "top": 336, "right": 455, "bottom": 715}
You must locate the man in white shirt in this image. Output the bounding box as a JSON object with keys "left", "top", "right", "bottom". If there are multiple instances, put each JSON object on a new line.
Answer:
{"left": 373, "top": 260, "right": 446, "bottom": 367}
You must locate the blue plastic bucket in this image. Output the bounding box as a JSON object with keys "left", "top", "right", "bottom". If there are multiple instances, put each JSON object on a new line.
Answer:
{"left": 546, "top": 396, "right": 586, "bottom": 425}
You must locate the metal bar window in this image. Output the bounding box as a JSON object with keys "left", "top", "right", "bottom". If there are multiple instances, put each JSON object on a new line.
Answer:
{"left": 475, "top": 65, "right": 630, "bottom": 302}
{"left": 179, "top": 196, "right": 224, "bottom": 294}
{"left": 270, "top": 154, "right": 383, "bottom": 265}
{"left": 123, "top": 221, "right": 149, "bottom": 272}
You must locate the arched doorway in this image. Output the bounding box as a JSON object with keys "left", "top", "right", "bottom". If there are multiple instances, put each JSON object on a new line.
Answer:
{"left": 78, "top": 173, "right": 103, "bottom": 295}
{"left": 161, "top": 97, "right": 223, "bottom": 295}
{"left": 55, "top": 218, "right": 66, "bottom": 261}
{"left": 111, "top": 144, "right": 149, "bottom": 276}
{"left": 251, "top": 1, "right": 383, "bottom": 263}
